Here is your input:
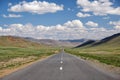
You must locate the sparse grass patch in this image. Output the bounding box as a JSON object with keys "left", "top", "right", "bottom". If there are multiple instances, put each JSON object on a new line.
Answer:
{"left": 0, "top": 47, "right": 60, "bottom": 70}
{"left": 65, "top": 48, "right": 120, "bottom": 67}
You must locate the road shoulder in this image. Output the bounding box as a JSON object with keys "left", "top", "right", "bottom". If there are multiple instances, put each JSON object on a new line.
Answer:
{"left": 66, "top": 52, "right": 120, "bottom": 79}
{"left": 0, "top": 54, "right": 57, "bottom": 78}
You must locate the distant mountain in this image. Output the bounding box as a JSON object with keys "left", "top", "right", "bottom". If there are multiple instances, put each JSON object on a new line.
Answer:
{"left": 0, "top": 36, "right": 44, "bottom": 48}
{"left": 75, "top": 33, "right": 120, "bottom": 48}
{"left": 25, "top": 38, "right": 86, "bottom": 47}
{"left": 92, "top": 33, "right": 120, "bottom": 47}
{"left": 75, "top": 40, "right": 95, "bottom": 48}
{"left": 25, "top": 38, "right": 73, "bottom": 47}
{"left": 61, "top": 39, "right": 86, "bottom": 43}
{"left": 60, "top": 39, "right": 86, "bottom": 47}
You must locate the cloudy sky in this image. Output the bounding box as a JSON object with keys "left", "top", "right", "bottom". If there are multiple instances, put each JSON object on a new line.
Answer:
{"left": 0, "top": 0, "right": 120, "bottom": 40}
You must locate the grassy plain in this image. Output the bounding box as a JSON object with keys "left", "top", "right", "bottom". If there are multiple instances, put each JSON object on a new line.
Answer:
{"left": 0, "top": 36, "right": 60, "bottom": 77}
{"left": 0, "top": 47, "right": 59, "bottom": 70}
{"left": 65, "top": 46, "right": 120, "bottom": 67}
{"left": 0, "top": 46, "right": 60, "bottom": 77}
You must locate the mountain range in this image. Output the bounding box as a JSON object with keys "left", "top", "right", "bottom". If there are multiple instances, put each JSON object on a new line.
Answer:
{"left": 24, "top": 38, "right": 86, "bottom": 47}
{"left": 75, "top": 33, "right": 120, "bottom": 48}
{"left": 0, "top": 36, "right": 86, "bottom": 48}
{"left": 0, "top": 33, "right": 119, "bottom": 48}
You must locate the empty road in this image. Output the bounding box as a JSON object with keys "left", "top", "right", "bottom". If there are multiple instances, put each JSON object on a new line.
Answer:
{"left": 0, "top": 51, "right": 119, "bottom": 80}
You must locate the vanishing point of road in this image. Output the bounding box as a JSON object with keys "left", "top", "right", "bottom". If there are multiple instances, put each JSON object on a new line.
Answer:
{"left": 0, "top": 51, "right": 119, "bottom": 80}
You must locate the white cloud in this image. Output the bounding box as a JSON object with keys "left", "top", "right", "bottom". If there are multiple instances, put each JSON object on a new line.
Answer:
{"left": 64, "top": 20, "right": 85, "bottom": 29}
{"left": 3, "top": 14, "right": 22, "bottom": 18}
{"left": 8, "top": 1, "right": 63, "bottom": 14}
{"left": 85, "top": 21, "right": 98, "bottom": 27}
{"left": 0, "top": 20, "right": 119, "bottom": 40}
{"left": 76, "top": 12, "right": 91, "bottom": 17}
{"left": 114, "top": 26, "right": 120, "bottom": 29}
{"left": 0, "top": 20, "right": 86, "bottom": 39}
{"left": 89, "top": 27, "right": 106, "bottom": 32}
{"left": 109, "top": 21, "right": 120, "bottom": 29}
{"left": 0, "top": 27, "right": 2, "bottom": 31}
{"left": 77, "top": 0, "right": 120, "bottom": 16}
{"left": 109, "top": 21, "right": 120, "bottom": 26}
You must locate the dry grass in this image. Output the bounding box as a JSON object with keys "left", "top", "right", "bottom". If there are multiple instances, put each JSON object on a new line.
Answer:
{"left": 0, "top": 47, "right": 60, "bottom": 78}
{"left": 0, "top": 55, "right": 49, "bottom": 77}
{"left": 65, "top": 48, "right": 120, "bottom": 76}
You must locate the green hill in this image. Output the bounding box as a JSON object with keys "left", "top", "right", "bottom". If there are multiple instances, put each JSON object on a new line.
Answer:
{"left": 0, "top": 36, "right": 45, "bottom": 48}
{"left": 76, "top": 33, "right": 120, "bottom": 48}
{"left": 92, "top": 33, "right": 120, "bottom": 48}
{"left": 65, "top": 33, "right": 120, "bottom": 67}
{"left": 0, "top": 36, "right": 59, "bottom": 73}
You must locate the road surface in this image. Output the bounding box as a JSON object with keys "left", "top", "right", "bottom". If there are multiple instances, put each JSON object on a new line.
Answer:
{"left": 0, "top": 51, "right": 119, "bottom": 80}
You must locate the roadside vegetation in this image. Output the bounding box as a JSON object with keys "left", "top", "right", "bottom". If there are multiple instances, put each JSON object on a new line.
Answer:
{"left": 65, "top": 47, "right": 120, "bottom": 67}
{"left": 0, "top": 47, "right": 59, "bottom": 70}
{"left": 0, "top": 36, "right": 60, "bottom": 77}
{"left": 65, "top": 33, "right": 120, "bottom": 67}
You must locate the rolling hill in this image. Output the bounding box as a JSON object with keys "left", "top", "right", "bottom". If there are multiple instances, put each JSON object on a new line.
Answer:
{"left": 0, "top": 36, "right": 86, "bottom": 48}
{"left": 75, "top": 40, "right": 95, "bottom": 48}
{"left": 0, "top": 36, "right": 44, "bottom": 48}
{"left": 92, "top": 33, "right": 120, "bottom": 47}
{"left": 75, "top": 33, "right": 120, "bottom": 48}
{"left": 25, "top": 38, "right": 86, "bottom": 47}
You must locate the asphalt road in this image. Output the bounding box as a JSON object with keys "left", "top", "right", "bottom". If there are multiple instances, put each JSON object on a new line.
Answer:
{"left": 0, "top": 51, "right": 119, "bottom": 80}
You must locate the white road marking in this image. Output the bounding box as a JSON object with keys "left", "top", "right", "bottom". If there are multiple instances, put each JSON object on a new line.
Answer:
{"left": 60, "top": 61, "right": 63, "bottom": 63}
{"left": 59, "top": 53, "right": 63, "bottom": 70}
{"left": 60, "top": 67, "right": 63, "bottom": 70}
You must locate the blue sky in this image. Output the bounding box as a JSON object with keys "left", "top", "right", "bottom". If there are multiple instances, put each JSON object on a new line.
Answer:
{"left": 0, "top": 0, "right": 120, "bottom": 40}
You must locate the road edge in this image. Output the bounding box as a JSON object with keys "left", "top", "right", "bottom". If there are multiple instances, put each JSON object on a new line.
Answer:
{"left": 0, "top": 53, "right": 58, "bottom": 78}
{"left": 64, "top": 52, "right": 120, "bottom": 79}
